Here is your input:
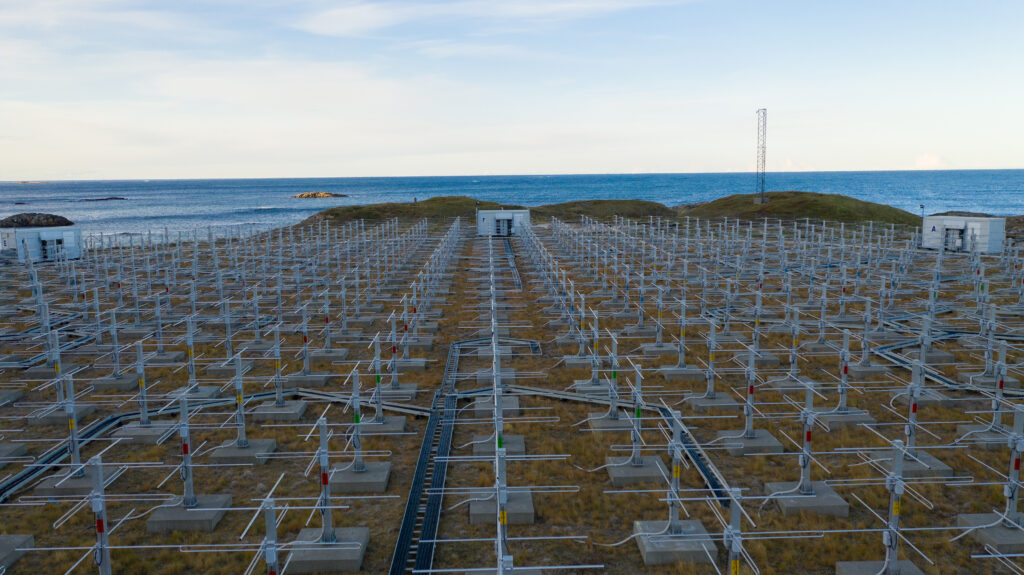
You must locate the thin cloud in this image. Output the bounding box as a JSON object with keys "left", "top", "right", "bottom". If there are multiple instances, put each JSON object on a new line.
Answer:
{"left": 293, "top": 0, "right": 682, "bottom": 37}
{"left": 404, "top": 39, "right": 548, "bottom": 59}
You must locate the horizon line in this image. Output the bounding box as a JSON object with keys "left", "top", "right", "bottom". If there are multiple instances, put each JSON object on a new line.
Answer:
{"left": 4, "top": 166, "right": 1023, "bottom": 184}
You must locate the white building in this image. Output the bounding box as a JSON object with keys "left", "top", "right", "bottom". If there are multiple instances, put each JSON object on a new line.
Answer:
{"left": 0, "top": 226, "right": 82, "bottom": 263}
{"left": 476, "top": 209, "right": 530, "bottom": 236}
{"left": 921, "top": 215, "right": 1005, "bottom": 253}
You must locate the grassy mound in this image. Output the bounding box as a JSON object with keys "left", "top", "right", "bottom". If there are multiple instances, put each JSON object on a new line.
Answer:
{"left": 530, "top": 199, "right": 675, "bottom": 220}
{"left": 678, "top": 191, "right": 921, "bottom": 226}
{"left": 304, "top": 196, "right": 521, "bottom": 225}
{"left": 305, "top": 192, "right": 923, "bottom": 227}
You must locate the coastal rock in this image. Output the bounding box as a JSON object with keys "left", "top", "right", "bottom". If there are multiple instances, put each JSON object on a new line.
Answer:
{"left": 80, "top": 196, "right": 127, "bottom": 202}
{"left": 293, "top": 191, "right": 346, "bottom": 199}
{"left": 0, "top": 213, "right": 74, "bottom": 228}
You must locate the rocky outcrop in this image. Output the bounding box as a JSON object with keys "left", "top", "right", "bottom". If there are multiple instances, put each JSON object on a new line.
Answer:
{"left": 293, "top": 191, "right": 347, "bottom": 198}
{"left": 0, "top": 213, "right": 74, "bottom": 228}
{"left": 80, "top": 197, "right": 127, "bottom": 202}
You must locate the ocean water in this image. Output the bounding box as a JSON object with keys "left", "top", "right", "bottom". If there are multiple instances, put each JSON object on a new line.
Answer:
{"left": 1, "top": 170, "right": 1022, "bottom": 236}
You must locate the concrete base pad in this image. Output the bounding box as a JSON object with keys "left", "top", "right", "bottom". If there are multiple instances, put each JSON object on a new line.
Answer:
{"left": 113, "top": 422, "right": 175, "bottom": 444}
{"left": 764, "top": 481, "right": 849, "bottom": 517}
{"left": 829, "top": 314, "right": 864, "bottom": 327}
{"left": 659, "top": 366, "right": 706, "bottom": 382}
{"left": 956, "top": 513, "right": 1024, "bottom": 553}
{"left": 286, "top": 373, "right": 333, "bottom": 387}
{"left": 92, "top": 372, "right": 139, "bottom": 391}
{"left": 397, "top": 357, "right": 428, "bottom": 371}
{"left": 606, "top": 456, "right": 668, "bottom": 487}
{"left": 469, "top": 491, "right": 534, "bottom": 525}
{"left": 287, "top": 527, "right": 370, "bottom": 573}
{"left": 957, "top": 372, "right": 1022, "bottom": 390}
{"left": 588, "top": 412, "right": 633, "bottom": 431}
{"left": 362, "top": 415, "right": 407, "bottom": 435}
{"left": 847, "top": 363, "right": 892, "bottom": 378}
{"left": 717, "top": 331, "right": 748, "bottom": 343}
{"left": 472, "top": 434, "right": 525, "bottom": 455}
{"left": 146, "top": 494, "right": 233, "bottom": 533}
{"left": 753, "top": 351, "right": 781, "bottom": 368}
{"left": 253, "top": 400, "right": 308, "bottom": 422}
{"left": 120, "top": 327, "right": 152, "bottom": 339}
{"left": 475, "top": 369, "right": 515, "bottom": 386}
{"left": 892, "top": 387, "right": 954, "bottom": 408}
{"left": 836, "top": 561, "right": 924, "bottom": 575}
{"left": 0, "top": 442, "right": 28, "bottom": 469}
{"left": 763, "top": 374, "right": 816, "bottom": 391}
{"left": 640, "top": 343, "right": 677, "bottom": 355}
{"left": 150, "top": 350, "right": 186, "bottom": 363}
{"left": 955, "top": 424, "right": 1007, "bottom": 449}
{"left": 0, "top": 534, "right": 32, "bottom": 570}
{"left": 23, "top": 363, "right": 78, "bottom": 379}
{"left": 472, "top": 396, "right": 520, "bottom": 418}
{"left": 880, "top": 451, "right": 953, "bottom": 478}
{"left": 715, "top": 429, "right": 782, "bottom": 456}
{"left": 208, "top": 438, "right": 277, "bottom": 465}
{"left": 815, "top": 408, "right": 877, "bottom": 430}
{"left": 239, "top": 339, "right": 275, "bottom": 352}
{"left": 800, "top": 341, "right": 834, "bottom": 353}
{"left": 689, "top": 394, "right": 741, "bottom": 412}
{"left": 205, "top": 360, "right": 253, "bottom": 377}
{"left": 329, "top": 328, "right": 364, "bottom": 339}
{"left": 32, "top": 404, "right": 96, "bottom": 426}
{"left": 571, "top": 379, "right": 610, "bottom": 395}
{"left": 330, "top": 461, "right": 391, "bottom": 492}
{"left": 380, "top": 383, "right": 419, "bottom": 401}
{"left": 0, "top": 389, "right": 21, "bottom": 408}
{"left": 176, "top": 386, "right": 222, "bottom": 399}
{"left": 346, "top": 315, "right": 376, "bottom": 327}
{"left": 310, "top": 348, "right": 349, "bottom": 363}
{"left": 403, "top": 337, "right": 434, "bottom": 351}
{"left": 634, "top": 520, "right": 714, "bottom": 565}
{"left": 619, "top": 325, "right": 657, "bottom": 337}
{"left": 36, "top": 467, "right": 110, "bottom": 497}
{"left": 562, "top": 355, "right": 593, "bottom": 369}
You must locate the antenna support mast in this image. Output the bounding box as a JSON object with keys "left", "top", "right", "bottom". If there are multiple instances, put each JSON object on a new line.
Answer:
{"left": 755, "top": 108, "right": 767, "bottom": 204}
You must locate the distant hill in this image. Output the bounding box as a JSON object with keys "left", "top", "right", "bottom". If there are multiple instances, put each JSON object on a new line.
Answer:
{"left": 304, "top": 196, "right": 519, "bottom": 225}
{"left": 305, "top": 192, "right": 923, "bottom": 227}
{"left": 677, "top": 191, "right": 921, "bottom": 226}
{"left": 530, "top": 199, "right": 675, "bottom": 220}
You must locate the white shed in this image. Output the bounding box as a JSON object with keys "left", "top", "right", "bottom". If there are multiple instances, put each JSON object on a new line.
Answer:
{"left": 476, "top": 209, "right": 530, "bottom": 236}
{"left": 0, "top": 226, "right": 82, "bottom": 263}
{"left": 921, "top": 215, "right": 1004, "bottom": 253}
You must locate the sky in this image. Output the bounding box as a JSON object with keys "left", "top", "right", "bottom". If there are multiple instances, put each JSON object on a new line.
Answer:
{"left": 0, "top": 0, "right": 1022, "bottom": 180}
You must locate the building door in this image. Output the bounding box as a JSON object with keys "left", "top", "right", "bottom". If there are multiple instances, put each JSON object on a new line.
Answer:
{"left": 496, "top": 218, "right": 511, "bottom": 236}
{"left": 943, "top": 228, "right": 961, "bottom": 251}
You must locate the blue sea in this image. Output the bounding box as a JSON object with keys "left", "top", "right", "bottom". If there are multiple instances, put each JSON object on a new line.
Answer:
{"left": 1, "top": 170, "right": 1022, "bottom": 236}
